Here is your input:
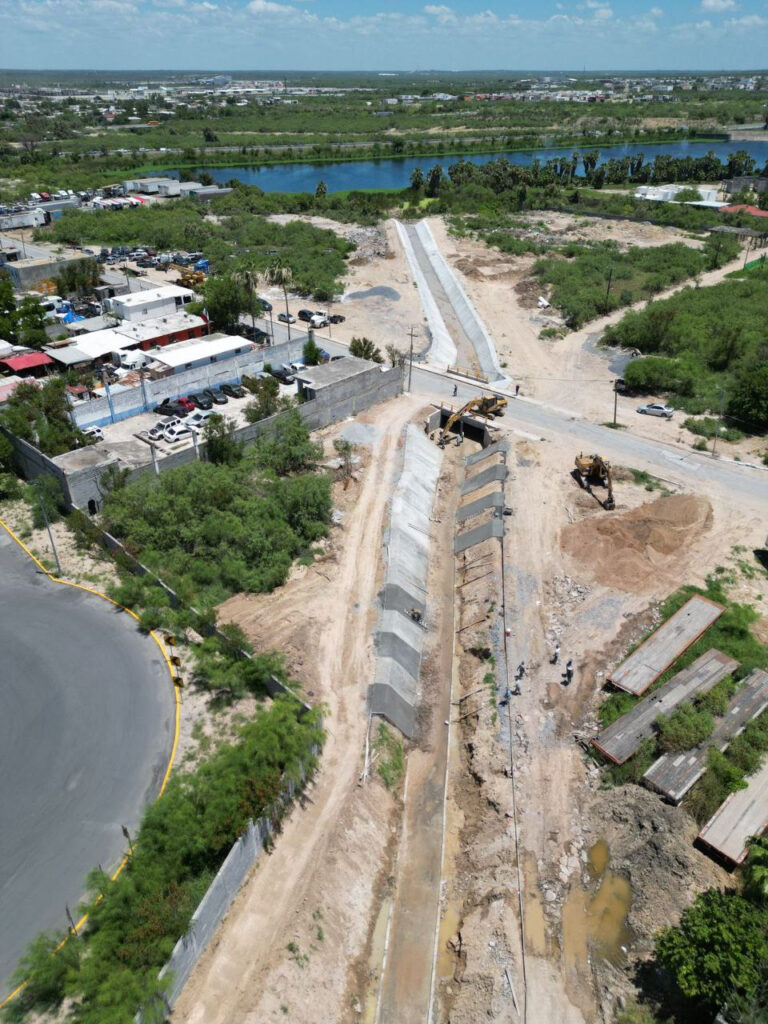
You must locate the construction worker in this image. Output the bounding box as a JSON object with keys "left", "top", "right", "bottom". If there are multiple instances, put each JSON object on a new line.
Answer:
{"left": 564, "top": 659, "right": 574, "bottom": 686}
{"left": 551, "top": 643, "right": 560, "bottom": 665}
{"left": 515, "top": 384, "right": 520, "bottom": 397}
{"left": 516, "top": 661, "right": 526, "bottom": 680}
{"left": 512, "top": 680, "right": 521, "bottom": 696}
{"left": 452, "top": 384, "right": 458, "bottom": 397}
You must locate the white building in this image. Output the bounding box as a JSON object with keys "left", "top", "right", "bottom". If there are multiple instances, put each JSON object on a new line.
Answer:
{"left": 105, "top": 285, "right": 194, "bottom": 323}
{"left": 146, "top": 334, "right": 253, "bottom": 374}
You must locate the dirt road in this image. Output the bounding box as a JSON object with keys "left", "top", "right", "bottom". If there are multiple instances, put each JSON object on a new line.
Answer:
{"left": 171, "top": 396, "right": 424, "bottom": 1024}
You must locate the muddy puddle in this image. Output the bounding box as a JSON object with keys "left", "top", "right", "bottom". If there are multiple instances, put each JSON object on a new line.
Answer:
{"left": 562, "top": 839, "right": 634, "bottom": 969}
{"left": 346, "top": 285, "right": 401, "bottom": 302}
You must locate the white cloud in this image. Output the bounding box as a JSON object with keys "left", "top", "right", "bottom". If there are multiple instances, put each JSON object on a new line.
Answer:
{"left": 247, "top": 0, "right": 296, "bottom": 13}
{"left": 649, "top": 6, "right": 663, "bottom": 16}
{"left": 725, "top": 12, "right": 768, "bottom": 25}
{"left": 700, "top": 0, "right": 737, "bottom": 10}
{"left": 593, "top": 6, "right": 613, "bottom": 19}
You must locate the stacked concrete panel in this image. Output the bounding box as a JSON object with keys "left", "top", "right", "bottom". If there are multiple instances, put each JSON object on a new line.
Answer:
{"left": 454, "top": 441, "right": 508, "bottom": 552}
{"left": 368, "top": 424, "right": 442, "bottom": 738}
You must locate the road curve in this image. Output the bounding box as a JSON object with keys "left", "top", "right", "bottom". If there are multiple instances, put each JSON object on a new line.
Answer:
{"left": 0, "top": 530, "right": 176, "bottom": 999}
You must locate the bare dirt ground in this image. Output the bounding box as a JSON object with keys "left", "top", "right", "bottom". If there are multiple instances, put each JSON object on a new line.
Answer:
{"left": 171, "top": 394, "right": 430, "bottom": 1024}
{"left": 434, "top": 423, "right": 767, "bottom": 1024}
{"left": 424, "top": 215, "right": 766, "bottom": 464}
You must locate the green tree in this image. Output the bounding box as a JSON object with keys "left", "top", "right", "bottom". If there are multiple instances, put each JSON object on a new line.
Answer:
{"left": 728, "top": 364, "right": 768, "bottom": 432}
{"left": 302, "top": 336, "right": 321, "bottom": 366}
{"left": 0, "top": 276, "right": 19, "bottom": 344}
{"left": 426, "top": 164, "right": 443, "bottom": 197}
{"left": 264, "top": 262, "right": 294, "bottom": 341}
{"left": 655, "top": 889, "right": 768, "bottom": 1012}
{"left": 385, "top": 343, "right": 405, "bottom": 368}
{"left": 409, "top": 167, "right": 424, "bottom": 191}
{"left": 244, "top": 375, "right": 280, "bottom": 422}
{"left": 333, "top": 437, "right": 355, "bottom": 484}
{"left": 349, "top": 336, "right": 384, "bottom": 363}
{"left": 202, "top": 275, "right": 246, "bottom": 332}
{"left": 253, "top": 408, "right": 322, "bottom": 476}
{"left": 203, "top": 414, "right": 243, "bottom": 466}
{"left": 744, "top": 835, "right": 768, "bottom": 907}
{"left": 4, "top": 929, "right": 81, "bottom": 1021}
{"left": 656, "top": 703, "right": 714, "bottom": 753}
{"left": 16, "top": 296, "right": 49, "bottom": 350}
{"left": 315, "top": 180, "right": 327, "bottom": 199}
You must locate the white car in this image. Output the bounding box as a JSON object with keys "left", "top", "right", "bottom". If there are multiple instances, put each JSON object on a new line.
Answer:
{"left": 636, "top": 403, "right": 674, "bottom": 419}
{"left": 83, "top": 425, "right": 104, "bottom": 441}
{"left": 187, "top": 410, "right": 214, "bottom": 430}
{"left": 163, "top": 424, "right": 194, "bottom": 443}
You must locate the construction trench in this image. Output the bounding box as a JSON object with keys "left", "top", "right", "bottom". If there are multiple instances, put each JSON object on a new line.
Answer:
{"left": 366, "top": 415, "right": 517, "bottom": 1024}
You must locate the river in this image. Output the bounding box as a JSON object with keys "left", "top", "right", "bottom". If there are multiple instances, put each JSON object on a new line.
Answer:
{"left": 184, "top": 138, "right": 768, "bottom": 194}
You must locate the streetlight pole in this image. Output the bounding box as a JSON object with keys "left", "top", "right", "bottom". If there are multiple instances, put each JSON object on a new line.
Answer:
{"left": 612, "top": 379, "right": 619, "bottom": 427}
{"left": 34, "top": 479, "right": 62, "bottom": 577}
{"left": 711, "top": 388, "right": 726, "bottom": 459}
{"left": 407, "top": 325, "right": 416, "bottom": 392}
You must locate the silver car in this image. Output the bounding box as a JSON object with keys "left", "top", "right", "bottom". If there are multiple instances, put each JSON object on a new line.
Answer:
{"left": 636, "top": 403, "right": 674, "bottom": 419}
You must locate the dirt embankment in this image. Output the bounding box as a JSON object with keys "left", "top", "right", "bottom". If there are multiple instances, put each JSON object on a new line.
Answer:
{"left": 562, "top": 494, "right": 713, "bottom": 592}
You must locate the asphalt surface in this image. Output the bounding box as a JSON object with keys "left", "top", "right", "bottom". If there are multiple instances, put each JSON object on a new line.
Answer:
{"left": 0, "top": 532, "right": 176, "bottom": 999}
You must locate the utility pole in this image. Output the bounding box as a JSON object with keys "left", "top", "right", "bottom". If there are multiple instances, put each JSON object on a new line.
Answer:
{"left": 35, "top": 479, "right": 62, "bottom": 577}
{"left": 407, "top": 325, "right": 416, "bottom": 392}
{"left": 604, "top": 267, "right": 614, "bottom": 307}
{"left": 612, "top": 379, "right": 619, "bottom": 427}
{"left": 711, "top": 388, "right": 727, "bottom": 459}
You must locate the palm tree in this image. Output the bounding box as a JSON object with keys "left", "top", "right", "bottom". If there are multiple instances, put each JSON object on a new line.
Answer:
{"left": 264, "top": 261, "right": 293, "bottom": 342}
{"left": 744, "top": 835, "right": 768, "bottom": 906}
{"left": 234, "top": 267, "right": 259, "bottom": 339}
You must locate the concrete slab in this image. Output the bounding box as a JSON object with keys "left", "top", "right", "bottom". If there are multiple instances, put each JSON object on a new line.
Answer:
{"left": 609, "top": 596, "right": 725, "bottom": 696}
{"left": 456, "top": 490, "right": 505, "bottom": 523}
{"left": 454, "top": 519, "right": 504, "bottom": 554}
{"left": 644, "top": 669, "right": 768, "bottom": 804}
{"left": 465, "top": 439, "right": 509, "bottom": 467}
{"left": 461, "top": 462, "right": 507, "bottom": 495}
{"left": 698, "top": 756, "right": 768, "bottom": 866}
{"left": 593, "top": 649, "right": 739, "bottom": 765}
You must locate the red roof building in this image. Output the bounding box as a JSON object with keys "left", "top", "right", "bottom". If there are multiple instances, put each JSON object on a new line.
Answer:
{"left": 0, "top": 352, "right": 55, "bottom": 376}
{"left": 721, "top": 204, "right": 768, "bottom": 218}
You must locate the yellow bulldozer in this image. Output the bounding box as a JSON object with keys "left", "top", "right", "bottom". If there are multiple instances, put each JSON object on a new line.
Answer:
{"left": 574, "top": 453, "right": 615, "bottom": 510}
{"left": 437, "top": 394, "right": 507, "bottom": 447}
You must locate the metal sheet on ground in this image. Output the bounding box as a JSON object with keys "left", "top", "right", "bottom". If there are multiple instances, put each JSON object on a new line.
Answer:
{"left": 0, "top": 533, "right": 175, "bottom": 998}
{"left": 608, "top": 595, "right": 724, "bottom": 696}
{"left": 644, "top": 669, "right": 768, "bottom": 804}
{"left": 594, "top": 649, "right": 739, "bottom": 764}
{"left": 698, "top": 757, "right": 768, "bottom": 866}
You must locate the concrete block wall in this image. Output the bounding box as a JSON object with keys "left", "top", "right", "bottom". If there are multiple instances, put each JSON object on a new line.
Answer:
{"left": 369, "top": 424, "right": 442, "bottom": 738}
{"left": 71, "top": 337, "right": 310, "bottom": 429}
{"left": 5, "top": 365, "right": 404, "bottom": 511}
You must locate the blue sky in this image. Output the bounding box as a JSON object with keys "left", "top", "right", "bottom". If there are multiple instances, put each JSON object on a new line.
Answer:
{"left": 2, "top": 0, "right": 768, "bottom": 71}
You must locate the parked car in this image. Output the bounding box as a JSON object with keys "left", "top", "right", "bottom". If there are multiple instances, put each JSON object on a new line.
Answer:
{"left": 176, "top": 396, "right": 196, "bottom": 413}
{"left": 330, "top": 355, "right": 345, "bottom": 362}
{"left": 277, "top": 312, "right": 296, "bottom": 324}
{"left": 203, "top": 388, "right": 228, "bottom": 405}
{"left": 287, "top": 361, "right": 306, "bottom": 374}
{"left": 317, "top": 348, "right": 331, "bottom": 362}
{"left": 83, "top": 425, "right": 104, "bottom": 441}
{"left": 269, "top": 366, "right": 295, "bottom": 385}
{"left": 190, "top": 392, "right": 213, "bottom": 410}
{"left": 164, "top": 424, "right": 194, "bottom": 443}
{"left": 221, "top": 382, "right": 245, "bottom": 399}
{"left": 187, "top": 410, "right": 214, "bottom": 430}
{"left": 636, "top": 403, "right": 674, "bottom": 418}
{"left": 297, "top": 309, "right": 314, "bottom": 323}
{"left": 241, "top": 325, "right": 270, "bottom": 343}
{"left": 136, "top": 258, "right": 156, "bottom": 268}
{"left": 157, "top": 400, "right": 189, "bottom": 418}
{"left": 147, "top": 424, "right": 167, "bottom": 441}
{"left": 259, "top": 298, "right": 273, "bottom": 312}
{"left": 329, "top": 314, "right": 346, "bottom": 325}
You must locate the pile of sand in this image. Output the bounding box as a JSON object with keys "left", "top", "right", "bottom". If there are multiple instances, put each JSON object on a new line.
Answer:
{"left": 561, "top": 494, "right": 712, "bottom": 592}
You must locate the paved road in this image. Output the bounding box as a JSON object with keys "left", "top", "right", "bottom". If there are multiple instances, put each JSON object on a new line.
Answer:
{"left": 0, "top": 532, "right": 176, "bottom": 999}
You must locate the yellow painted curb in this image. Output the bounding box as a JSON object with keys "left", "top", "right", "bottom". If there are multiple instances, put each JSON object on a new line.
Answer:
{"left": 0, "top": 514, "right": 182, "bottom": 1009}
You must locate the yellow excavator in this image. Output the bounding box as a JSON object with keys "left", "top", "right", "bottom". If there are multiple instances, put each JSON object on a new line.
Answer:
{"left": 437, "top": 394, "right": 508, "bottom": 447}
{"left": 574, "top": 453, "right": 615, "bottom": 510}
